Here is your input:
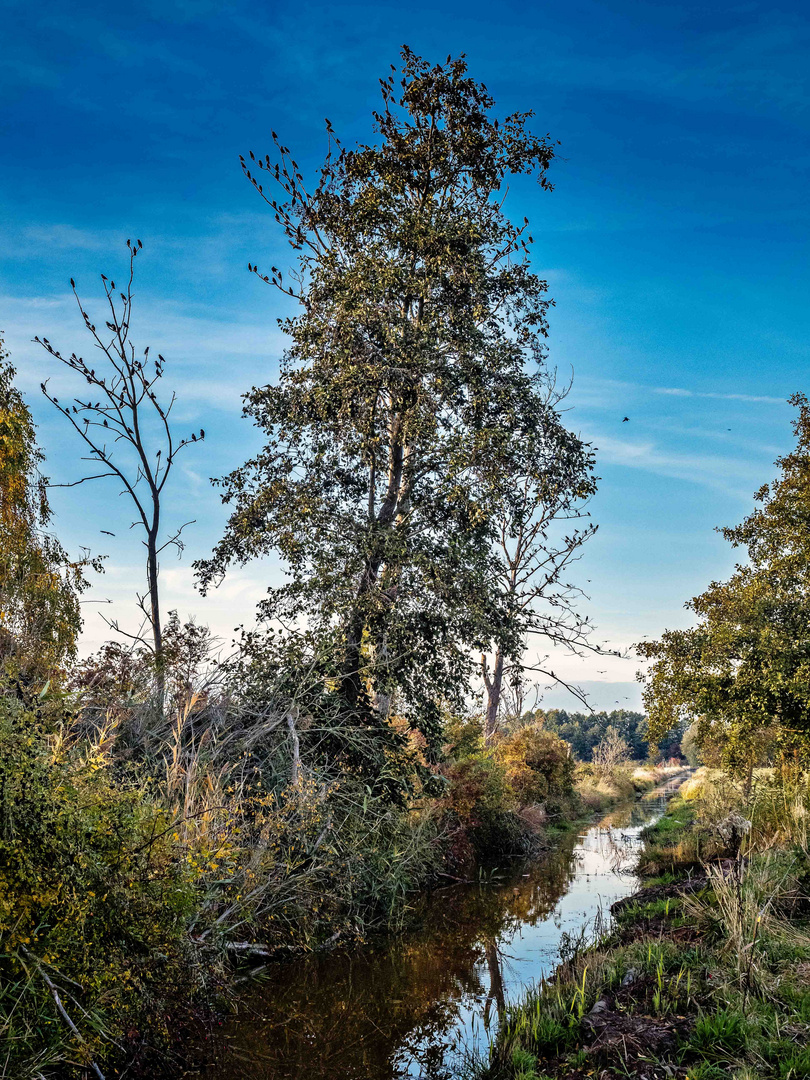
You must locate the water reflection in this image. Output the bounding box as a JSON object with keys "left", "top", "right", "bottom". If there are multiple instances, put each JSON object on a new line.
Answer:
{"left": 203, "top": 782, "right": 681, "bottom": 1079}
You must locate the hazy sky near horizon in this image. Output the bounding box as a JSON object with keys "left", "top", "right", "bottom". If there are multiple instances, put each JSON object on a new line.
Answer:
{"left": 2, "top": 0, "right": 808, "bottom": 711}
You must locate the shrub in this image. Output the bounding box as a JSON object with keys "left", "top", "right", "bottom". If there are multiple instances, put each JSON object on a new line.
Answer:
{"left": 440, "top": 753, "right": 525, "bottom": 861}
{"left": 442, "top": 754, "right": 515, "bottom": 823}
{"left": 0, "top": 694, "right": 206, "bottom": 1076}
{"left": 492, "top": 726, "right": 575, "bottom": 811}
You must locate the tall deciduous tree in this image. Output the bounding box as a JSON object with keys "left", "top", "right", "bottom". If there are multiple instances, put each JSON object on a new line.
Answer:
{"left": 640, "top": 394, "right": 810, "bottom": 773}
{"left": 0, "top": 335, "right": 91, "bottom": 684}
{"left": 197, "top": 49, "right": 587, "bottom": 746}
{"left": 37, "top": 242, "right": 205, "bottom": 693}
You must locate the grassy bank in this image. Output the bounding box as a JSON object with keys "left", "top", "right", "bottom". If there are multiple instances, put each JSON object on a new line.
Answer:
{"left": 574, "top": 762, "right": 689, "bottom": 816}
{"left": 474, "top": 767, "right": 810, "bottom": 1080}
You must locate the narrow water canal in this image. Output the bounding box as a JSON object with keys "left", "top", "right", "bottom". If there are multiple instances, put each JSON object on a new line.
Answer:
{"left": 203, "top": 778, "right": 684, "bottom": 1079}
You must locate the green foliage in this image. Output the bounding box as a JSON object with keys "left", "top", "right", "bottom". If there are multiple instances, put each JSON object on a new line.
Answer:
{"left": 196, "top": 48, "right": 579, "bottom": 745}
{"left": 0, "top": 693, "right": 202, "bottom": 1075}
{"left": 491, "top": 725, "right": 574, "bottom": 810}
{"left": 0, "top": 336, "right": 93, "bottom": 685}
{"left": 765, "top": 1041, "right": 810, "bottom": 1078}
{"left": 535, "top": 707, "right": 662, "bottom": 762}
{"left": 688, "top": 1007, "right": 748, "bottom": 1055}
{"left": 687, "top": 1063, "right": 731, "bottom": 1080}
{"left": 641, "top": 395, "right": 810, "bottom": 771}
{"left": 442, "top": 753, "right": 518, "bottom": 853}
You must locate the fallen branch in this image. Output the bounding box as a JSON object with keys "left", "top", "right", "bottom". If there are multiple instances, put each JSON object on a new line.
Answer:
{"left": 34, "top": 960, "right": 106, "bottom": 1080}
{"left": 223, "top": 941, "right": 274, "bottom": 958}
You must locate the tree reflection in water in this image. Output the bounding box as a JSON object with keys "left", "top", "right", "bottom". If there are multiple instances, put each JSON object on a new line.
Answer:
{"left": 203, "top": 788, "right": 678, "bottom": 1080}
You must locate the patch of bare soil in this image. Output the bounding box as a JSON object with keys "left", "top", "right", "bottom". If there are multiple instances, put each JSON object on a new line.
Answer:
{"left": 611, "top": 913, "right": 704, "bottom": 947}
{"left": 610, "top": 874, "right": 708, "bottom": 917}
{"left": 530, "top": 978, "right": 695, "bottom": 1079}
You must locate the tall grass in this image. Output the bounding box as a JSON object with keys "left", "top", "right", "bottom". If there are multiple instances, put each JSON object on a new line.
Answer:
{"left": 0, "top": 636, "right": 450, "bottom": 1077}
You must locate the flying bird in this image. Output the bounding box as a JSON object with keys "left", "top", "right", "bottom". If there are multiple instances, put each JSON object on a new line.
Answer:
{"left": 101, "top": 530, "right": 115, "bottom": 537}
{"left": 622, "top": 416, "right": 630, "bottom": 422}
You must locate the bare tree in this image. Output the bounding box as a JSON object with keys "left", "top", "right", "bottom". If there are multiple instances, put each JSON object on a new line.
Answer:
{"left": 481, "top": 382, "right": 601, "bottom": 741}
{"left": 36, "top": 240, "right": 205, "bottom": 694}
{"left": 592, "top": 725, "right": 630, "bottom": 778}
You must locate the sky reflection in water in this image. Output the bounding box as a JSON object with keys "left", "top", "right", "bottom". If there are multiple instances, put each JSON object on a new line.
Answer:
{"left": 204, "top": 786, "right": 679, "bottom": 1079}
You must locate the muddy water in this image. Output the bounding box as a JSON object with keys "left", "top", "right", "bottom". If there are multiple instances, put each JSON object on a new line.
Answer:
{"left": 203, "top": 778, "right": 684, "bottom": 1079}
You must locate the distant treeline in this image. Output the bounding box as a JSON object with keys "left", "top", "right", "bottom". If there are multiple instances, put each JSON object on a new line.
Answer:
{"left": 521, "top": 709, "right": 682, "bottom": 763}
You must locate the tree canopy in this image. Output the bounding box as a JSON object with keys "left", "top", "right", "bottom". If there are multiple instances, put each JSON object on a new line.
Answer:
{"left": 640, "top": 394, "right": 810, "bottom": 772}
{"left": 0, "top": 335, "right": 90, "bottom": 684}
{"left": 530, "top": 708, "right": 655, "bottom": 762}
{"left": 197, "top": 48, "right": 590, "bottom": 748}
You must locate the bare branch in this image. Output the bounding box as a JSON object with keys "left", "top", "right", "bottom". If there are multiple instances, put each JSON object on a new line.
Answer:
{"left": 37, "top": 243, "right": 208, "bottom": 690}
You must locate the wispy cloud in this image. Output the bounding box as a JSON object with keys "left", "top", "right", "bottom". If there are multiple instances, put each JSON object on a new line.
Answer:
{"left": 592, "top": 432, "right": 768, "bottom": 499}
{"left": 571, "top": 376, "right": 790, "bottom": 411}
{"left": 15, "top": 224, "right": 119, "bottom": 253}
{"left": 653, "top": 386, "right": 785, "bottom": 405}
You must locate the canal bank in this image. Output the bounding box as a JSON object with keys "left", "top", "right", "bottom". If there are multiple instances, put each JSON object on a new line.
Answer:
{"left": 197, "top": 777, "right": 687, "bottom": 1078}
{"left": 475, "top": 768, "right": 810, "bottom": 1080}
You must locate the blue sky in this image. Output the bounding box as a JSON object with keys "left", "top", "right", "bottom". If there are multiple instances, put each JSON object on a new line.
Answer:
{"left": 2, "top": 0, "right": 808, "bottom": 710}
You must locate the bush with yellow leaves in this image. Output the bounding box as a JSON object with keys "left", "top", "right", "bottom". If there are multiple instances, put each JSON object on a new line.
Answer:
{"left": 491, "top": 725, "right": 576, "bottom": 815}
{"left": 0, "top": 694, "right": 211, "bottom": 1078}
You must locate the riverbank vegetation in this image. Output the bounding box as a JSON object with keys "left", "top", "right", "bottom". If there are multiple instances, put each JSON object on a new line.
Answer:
{"left": 474, "top": 397, "right": 810, "bottom": 1080}
{"left": 474, "top": 767, "right": 810, "bottom": 1080}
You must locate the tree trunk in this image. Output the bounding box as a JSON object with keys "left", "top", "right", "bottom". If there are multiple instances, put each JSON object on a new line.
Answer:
{"left": 341, "top": 410, "right": 407, "bottom": 711}
{"left": 146, "top": 525, "right": 164, "bottom": 700}
{"left": 341, "top": 552, "right": 383, "bottom": 709}
{"left": 484, "top": 648, "right": 504, "bottom": 742}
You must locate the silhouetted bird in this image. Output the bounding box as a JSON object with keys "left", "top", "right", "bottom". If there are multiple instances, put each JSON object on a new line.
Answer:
{"left": 622, "top": 416, "right": 630, "bottom": 422}
{"left": 101, "top": 530, "right": 115, "bottom": 536}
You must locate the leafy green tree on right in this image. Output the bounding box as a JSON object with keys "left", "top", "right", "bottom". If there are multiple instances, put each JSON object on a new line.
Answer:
{"left": 640, "top": 394, "right": 810, "bottom": 775}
